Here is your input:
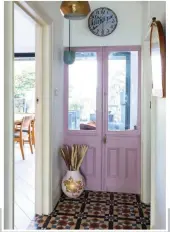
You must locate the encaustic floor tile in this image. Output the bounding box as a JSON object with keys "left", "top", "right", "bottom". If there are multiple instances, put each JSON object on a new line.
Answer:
{"left": 28, "top": 190, "right": 150, "bottom": 230}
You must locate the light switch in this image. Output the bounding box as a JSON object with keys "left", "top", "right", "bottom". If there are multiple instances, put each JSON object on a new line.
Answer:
{"left": 54, "top": 88, "right": 58, "bottom": 96}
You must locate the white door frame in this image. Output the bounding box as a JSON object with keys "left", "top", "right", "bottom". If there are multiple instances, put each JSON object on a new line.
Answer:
{"left": 4, "top": 1, "right": 53, "bottom": 229}
{"left": 141, "top": 40, "right": 152, "bottom": 204}
{"left": 4, "top": 2, "right": 14, "bottom": 229}
{"left": 141, "top": 31, "right": 155, "bottom": 228}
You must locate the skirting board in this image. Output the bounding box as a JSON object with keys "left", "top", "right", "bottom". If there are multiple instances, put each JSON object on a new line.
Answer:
{"left": 0, "top": 208, "right": 2, "bottom": 231}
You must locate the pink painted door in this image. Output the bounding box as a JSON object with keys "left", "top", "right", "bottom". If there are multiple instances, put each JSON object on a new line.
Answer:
{"left": 102, "top": 47, "right": 141, "bottom": 194}
{"left": 64, "top": 47, "right": 103, "bottom": 191}
{"left": 64, "top": 46, "right": 141, "bottom": 194}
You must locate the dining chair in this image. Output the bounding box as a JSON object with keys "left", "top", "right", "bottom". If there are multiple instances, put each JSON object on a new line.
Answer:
{"left": 31, "top": 118, "right": 35, "bottom": 148}
{"left": 22, "top": 116, "right": 34, "bottom": 154}
{"left": 14, "top": 118, "right": 25, "bottom": 160}
{"left": 14, "top": 116, "right": 33, "bottom": 160}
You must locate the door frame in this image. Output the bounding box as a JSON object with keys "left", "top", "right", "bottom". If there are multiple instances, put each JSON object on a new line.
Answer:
{"left": 4, "top": 1, "right": 53, "bottom": 229}
{"left": 141, "top": 39, "right": 154, "bottom": 227}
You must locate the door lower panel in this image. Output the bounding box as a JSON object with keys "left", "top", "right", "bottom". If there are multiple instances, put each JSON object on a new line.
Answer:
{"left": 64, "top": 135, "right": 102, "bottom": 191}
{"left": 103, "top": 136, "right": 140, "bottom": 194}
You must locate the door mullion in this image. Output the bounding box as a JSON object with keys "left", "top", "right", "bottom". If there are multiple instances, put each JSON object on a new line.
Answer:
{"left": 101, "top": 47, "right": 108, "bottom": 191}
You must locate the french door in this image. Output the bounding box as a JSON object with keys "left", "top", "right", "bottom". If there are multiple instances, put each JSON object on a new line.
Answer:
{"left": 64, "top": 46, "right": 141, "bottom": 194}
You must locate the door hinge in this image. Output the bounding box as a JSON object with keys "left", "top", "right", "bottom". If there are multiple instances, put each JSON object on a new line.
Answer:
{"left": 150, "top": 101, "right": 151, "bottom": 109}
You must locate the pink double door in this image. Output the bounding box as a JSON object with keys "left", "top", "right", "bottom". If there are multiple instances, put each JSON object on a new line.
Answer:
{"left": 64, "top": 46, "right": 141, "bottom": 194}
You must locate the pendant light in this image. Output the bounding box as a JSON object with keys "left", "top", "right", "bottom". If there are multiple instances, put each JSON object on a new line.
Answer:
{"left": 60, "top": 1, "right": 91, "bottom": 20}
{"left": 64, "top": 20, "right": 75, "bottom": 65}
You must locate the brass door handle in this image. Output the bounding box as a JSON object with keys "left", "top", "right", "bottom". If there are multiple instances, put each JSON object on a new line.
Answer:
{"left": 103, "top": 134, "right": 107, "bottom": 144}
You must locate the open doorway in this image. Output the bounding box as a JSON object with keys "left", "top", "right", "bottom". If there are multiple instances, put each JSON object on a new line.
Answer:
{"left": 4, "top": 1, "right": 54, "bottom": 229}
{"left": 14, "top": 4, "right": 36, "bottom": 230}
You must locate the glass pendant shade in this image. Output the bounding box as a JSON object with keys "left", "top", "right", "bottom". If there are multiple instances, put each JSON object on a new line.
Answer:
{"left": 64, "top": 50, "right": 75, "bottom": 65}
{"left": 60, "top": 1, "right": 91, "bottom": 20}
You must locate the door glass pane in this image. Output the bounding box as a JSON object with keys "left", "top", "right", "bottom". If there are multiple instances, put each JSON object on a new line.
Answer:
{"left": 68, "top": 52, "right": 97, "bottom": 130}
{"left": 108, "top": 51, "right": 138, "bottom": 131}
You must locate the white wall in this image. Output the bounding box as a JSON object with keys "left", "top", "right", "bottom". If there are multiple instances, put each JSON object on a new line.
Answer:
{"left": 150, "top": 1, "right": 166, "bottom": 229}
{"left": 154, "top": 98, "right": 166, "bottom": 229}
{"left": 14, "top": 4, "right": 35, "bottom": 53}
{"left": 140, "top": 2, "right": 151, "bottom": 207}
{"left": 0, "top": 209, "right": 1, "bottom": 231}
{"left": 64, "top": 1, "right": 143, "bottom": 47}
{"left": 33, "top": 1, "right": 64, "bottom": 209}
{"left": 168, "top": 209, "right": 170, "bottom": 232}
{"left": 142, "top": 1, "right": 166, "bottom": 230}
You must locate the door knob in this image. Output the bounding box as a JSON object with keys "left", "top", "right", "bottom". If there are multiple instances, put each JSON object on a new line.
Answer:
{"left": 36, "top": 98, "right": 39, "bottom": 104}
{"left": 103, "top": 134, "right": 107, "bottom": 144}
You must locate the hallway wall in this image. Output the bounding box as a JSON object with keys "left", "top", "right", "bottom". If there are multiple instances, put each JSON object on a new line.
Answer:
{"left": 142, "top": 1, "right": 166, "bottom": 230}
{"left": 0, "top": 209, "right": 1, "bottom": 231}
{"left": 14, "top": 4, "right": 35, "bottom": 53}
{"left": 154, "top": 98, "right": 166, "bottom": 229}
{"left": 59, "top": 1, "right": 166, "bottom": 229}
{"left": 150, "top": 2, "right": 166, "bottom": 230}
{"left": 33, "top": 1, "right": 65, "bottom": 210}
{"left": 64, "top": 1, "right": 143, "bottom": 46}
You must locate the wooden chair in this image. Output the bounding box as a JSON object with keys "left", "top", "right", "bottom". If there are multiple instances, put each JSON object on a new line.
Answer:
{"left": 22, "top": 116, "right": 33, "bottom": 154}
{"left": 14, "top": 118, "right": 25, "bottom": 160}
{"left": 14, "top": 116, "right": 33, "bottom": 160}
{"left": 31, "top": 119, "right": 35, "bottom": 147}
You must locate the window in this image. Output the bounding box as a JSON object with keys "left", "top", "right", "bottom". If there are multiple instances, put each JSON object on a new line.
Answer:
{"left": 66, "top": 49, "right": 139, "bottom": 132}
{"left": 68, "top": 52, "right": 97, "bottom": 130}
{"left": 14, "top": 53, "right": 35, "bottom": 114}
{"left": 108, "top": 51, "right": 138, "bottom": 131}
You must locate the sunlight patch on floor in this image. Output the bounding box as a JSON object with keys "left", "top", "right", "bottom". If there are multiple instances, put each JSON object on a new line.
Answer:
{"left": 14, "top": 144, "right": 35, "bottom": 230}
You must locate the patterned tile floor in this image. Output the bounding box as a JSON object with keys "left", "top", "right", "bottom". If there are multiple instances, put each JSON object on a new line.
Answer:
{"left": 28, "top": 191, "right": 150, "bottom": 230}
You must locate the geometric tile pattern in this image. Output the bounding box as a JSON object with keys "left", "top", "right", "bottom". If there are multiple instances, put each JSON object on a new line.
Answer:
{"left": 28, "top": 190, "right": 150, "bottom": 230}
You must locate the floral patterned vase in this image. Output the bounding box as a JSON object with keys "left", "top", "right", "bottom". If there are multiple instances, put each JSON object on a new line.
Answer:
{"left": 62, "top": 170, "right": 85, "bottom": 198}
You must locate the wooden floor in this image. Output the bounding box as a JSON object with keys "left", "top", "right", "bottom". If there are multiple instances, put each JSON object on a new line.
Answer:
{"left": 14, "top": 143, "right": 35, "bottom": 230}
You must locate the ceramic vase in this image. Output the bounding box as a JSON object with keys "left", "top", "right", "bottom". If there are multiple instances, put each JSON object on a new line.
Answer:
{"left": 62, "top": 170, "right": 85, "bottom": 198}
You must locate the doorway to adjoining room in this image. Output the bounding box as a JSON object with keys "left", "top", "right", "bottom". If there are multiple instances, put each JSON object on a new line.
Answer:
{"left": 14, "top": 4, "right": 36, "bottom": 230}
